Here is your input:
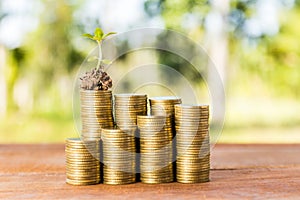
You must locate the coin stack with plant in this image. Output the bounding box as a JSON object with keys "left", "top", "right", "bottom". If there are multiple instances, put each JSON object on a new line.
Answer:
{"left": 101, "top": 128, "right": 136, "bottom": 184}
{"left": 137, "top": 115, "right": 174, "bottom": 183}
{"left": 79, "top": 28, "right": 116, "bottom": 140}
{"left": 174, "top": 104, "right": 210, "bottom": 183}
{"left": 65, "top": 28, "right": 116, "bottom": 186}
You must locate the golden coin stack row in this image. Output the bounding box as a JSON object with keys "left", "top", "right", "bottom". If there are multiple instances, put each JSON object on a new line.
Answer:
{"left": 114, "top": 94, "right": 147, "bottom": 129}
{"left": 174, "top": 104, "right": 210, "bottom": 183}
{"left": 65, "top": 138, "right": 100, "bottom": 185}
{"left": 101, "top": 128, "right": 136, "bottom": 185}
{"left": 67, "top": 91, "right": 211, "bottom": 185}
{"left": 80, "top": 90, "right": 114, "bottom": 139}
{"left": 137, "top": 115, "right": 174, "bottom": 184}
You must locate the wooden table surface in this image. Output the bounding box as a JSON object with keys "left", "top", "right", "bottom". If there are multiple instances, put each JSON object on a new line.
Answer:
{"left": 0, "top": 144, "right": 300, "bottom": 199}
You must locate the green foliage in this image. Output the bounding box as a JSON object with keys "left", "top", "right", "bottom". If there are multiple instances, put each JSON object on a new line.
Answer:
{"left": 144, "top": 0, "right": 209, "bottom": 83}
{"left": 23, "top": 1, "right": 83, "bottom": 76}
{"left": 5, "top": 49, "right": 23, "bottom": 110}
{"left": 102, "top": 32, "right": 117, "bottom": 40}
{"left": 11, "top": 48, "right": 25, "bottom": 68}
{"left": 82, "top": 33, "right": 94, "bottom": 40}
{"left": 144, "top": 0, "right": 209, "bottom": 30}
{"left": 7, "top": 1, "right": 86, "bottom": 115}
{"left": 145, "top": 0, "right": 300, "bottom": 98}
{"left": 235, "top": 7, "right": 300, "bottom": 97}
{"left": 82, "top": 27, "right": 116, "bottom": 43}
{"left": 82, "top": 27, "right": 116, "bottom": 69}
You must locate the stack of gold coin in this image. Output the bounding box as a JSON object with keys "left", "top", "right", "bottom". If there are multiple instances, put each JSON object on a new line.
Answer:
{"left": 137, "top": 115, "right": 174, "bottom": 184}
{"left": 114, "top": 94, "right": 147, "bottom": 130}
{"left": 65, "top": 138, "right": 100, "bottom": 185}
{"left": 149, "top": 96, "right": 180, "bottom": 136}
{"left": 149, "top": 96, "right": 182, "bottom": 178}
{"left": 80, "top": 90, "right": 114, "bottom": 139}
{"left": 149, "top": 96, "right": 181, "bottom": 118}
{"left": 175, "top": 104, "right": 210, "bottom": 183}
{"left": 101, "top": 128, "right": 136, "bottom": 185}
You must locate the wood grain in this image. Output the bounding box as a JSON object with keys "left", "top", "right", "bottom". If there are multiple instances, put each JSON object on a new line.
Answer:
{"left": 1, "top": 144, "right": 300, "bottom": 199}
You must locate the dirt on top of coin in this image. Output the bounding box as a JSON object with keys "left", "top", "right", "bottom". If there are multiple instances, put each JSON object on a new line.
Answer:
{"left": 80, "top": 67, "right": 112, "bottom": 90}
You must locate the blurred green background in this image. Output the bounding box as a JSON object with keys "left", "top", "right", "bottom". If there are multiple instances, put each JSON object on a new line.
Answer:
{"left": 0, "top": 0, "right": 299, "bottom": 143}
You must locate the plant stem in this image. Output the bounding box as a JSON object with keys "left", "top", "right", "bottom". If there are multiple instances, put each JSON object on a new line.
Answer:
{"left": 96, "top": 40, "right": 103, "bottom": 70}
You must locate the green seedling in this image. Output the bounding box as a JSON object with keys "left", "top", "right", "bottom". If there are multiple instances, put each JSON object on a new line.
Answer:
{"left": 82, "top": 27, "right": 116, "bottom": 70}
{"left": 80, "top": 27, "right": 116, "bottom": 90}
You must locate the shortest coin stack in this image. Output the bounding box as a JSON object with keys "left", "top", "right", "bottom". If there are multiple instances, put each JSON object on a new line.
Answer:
{"left": 175, "top": 104, "right": 210, "bottom": 183}
{"left": 65, "top": 138, "right": 100, "bottom": 185}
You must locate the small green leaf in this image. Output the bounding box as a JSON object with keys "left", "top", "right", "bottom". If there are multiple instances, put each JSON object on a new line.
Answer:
{"left": 87, "top": 56, "right": 99, "bottom": 62}
{"left": 82, "top": 33, "right": 94, "bottom": 40}
{"left": 102, "top": 32, "right": 117, "bottom": 40}
{"left": 101, "top": 59, "right": 112, "bottom": 64}
{"left": 94, "top": 28, "right": 103, "bottom": 41}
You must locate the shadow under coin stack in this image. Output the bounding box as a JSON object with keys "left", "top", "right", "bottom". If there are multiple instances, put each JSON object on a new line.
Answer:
{"left": 137, "top": 115, "right": 174, "bottom": 183}
{"left": 80, "top": 90, "right": 114, "bottom": 139}
{"left": 101, "top": 128, "right": 136, "bottom": 184}
{"left": 175, "top": 104, "right": 210, "bottom": 183}
{"left": 114, "top": 94, "right": 147, "bottom": 130}
{"left": 65, "top": 138, "right": 100, "bottom": 185}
